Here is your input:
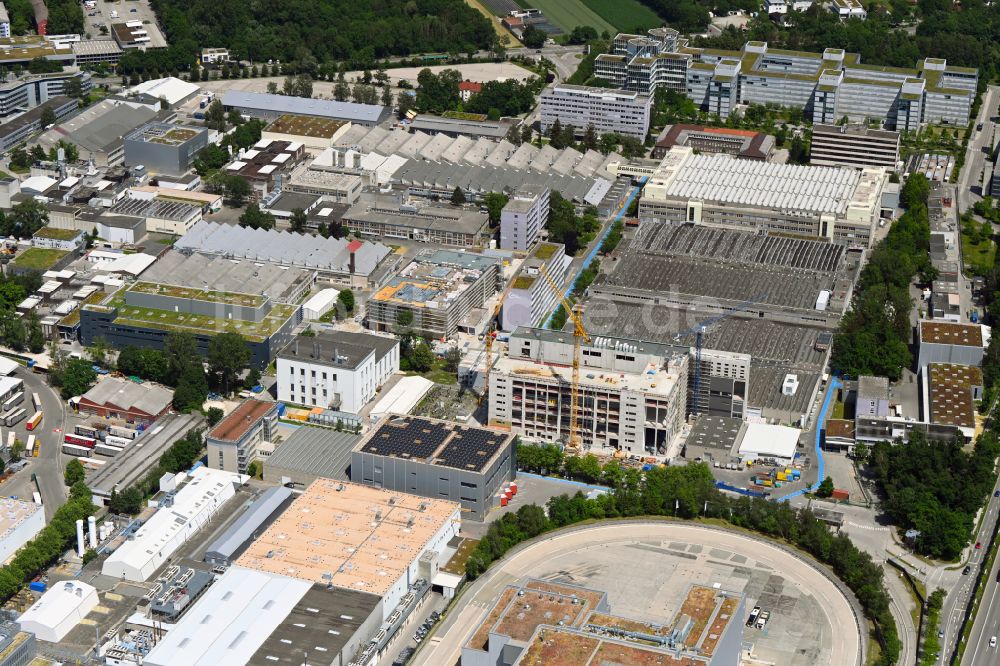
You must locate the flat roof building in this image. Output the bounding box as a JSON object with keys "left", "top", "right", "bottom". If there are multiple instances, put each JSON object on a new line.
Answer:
{"left": 639, "top": 147, "right": 887, "bottom": 247}
{"left": 0, "top": 497, "right": 44, "bottom": 564}
{"left": 262, "top": 426, "right": 360, "bottom": 488}
{"left": 501, "top": 242, "right": 570, "bottom": 331}
{"left": 77, "top": 377, "right": 172, "bottom": 425}
{"left": 143, "top": 566, "right": 383, "bottom": 666}
{"left": 222, "top": 90, "right": 391, "bottom": 126}
{"left": 500, "top": 185, "right": 550, "bottom": 252}
{"left": 206, "top": 399, "right": 278, "bottom": 474}
{"left": 236, "top": 479, "right": 460, "bottom": 619}
{"left": 109, "top": 194, "right": 202, "bottom": 236}
{"left": 123, "top": 122, "right": 209, "bottom": 177}
{"left": 102, "top": 466, "right": 240, "bottom": 581}
{"left": 0, "top": 95, "right": 77, "bottom": 152}
{"left": 262, "top": 113, "right": 352, "bottom": 151}
{"left": 342, "top": 192, "right": 492, "bottom": 248}
{"left": 18, "top": 581, "right": 99, "bottom": 643}
{"left": 737, "top": 422, "right": 802, "bottom": 464}
{"left": 540, "top": 84, "right": 652, "bottom": 140}
{"left": 810, "top": 123, "right": 901, "bottom": 170}
{"left": 408, "top": 115, "right": 512, "bottom": 140}
{"left": 917, "top": 321, "right": 988, "bottom": 369}
{"left": 924, "top": 363, "right": 983, "bottom": 438}
{"left": 0, "top": 622, "right": 35, "bottom": 666}
{"left": 352, "top": 415, "right": 516, "bottom": 521}
{"left": 368, "top": 250, "right": 501, "bottom": 339}
{"left": 125, "top": 77, "right": 200, "bottom": 107}
{"left": 652, "top": 124, "right": 774, "bottom": 161}
{"left": 203, "top": 486, "right": 293, "bottom": 566}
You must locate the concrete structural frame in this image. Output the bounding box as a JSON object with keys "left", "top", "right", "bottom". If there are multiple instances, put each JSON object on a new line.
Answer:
{"left": 594, "top": 28, "right": 978, "bottom": 129}
{"left": 540, "top": 84, "right": 653, "bottom": 140}
{"left": 351, "top": 415, "right": 516, "bottom": 521}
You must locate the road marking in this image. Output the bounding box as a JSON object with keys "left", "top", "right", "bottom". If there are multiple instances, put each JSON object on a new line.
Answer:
{"left": 845, "top": 521, "right": 890, "bottom": 532}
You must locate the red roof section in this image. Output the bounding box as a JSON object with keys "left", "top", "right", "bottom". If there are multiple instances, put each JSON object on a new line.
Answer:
{"left": 459, "top": 81, "right": 483, "bottom": 93}
{"left": 347, "top": 239, "right": 362, "bottom": 253}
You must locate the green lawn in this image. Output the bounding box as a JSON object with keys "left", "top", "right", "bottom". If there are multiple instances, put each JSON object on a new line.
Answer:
{"left": 524, "top": 0, "right": 617, "bottom": 34}
{"left": 580, "top": 0, "right": 661, "bottom": 32}
{"left": 963, "top": 235, "right": 996, "bottom": 274}
{"left": 12, "top": 248, "right": 68, "bottom": 270}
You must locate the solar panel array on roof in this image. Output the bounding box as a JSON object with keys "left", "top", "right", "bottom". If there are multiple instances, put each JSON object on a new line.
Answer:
{"left": 361, "top": 416, "right": 451, "bottom": 460}
{"left": 435, "top": 428, "right": 507, "bottom": 471}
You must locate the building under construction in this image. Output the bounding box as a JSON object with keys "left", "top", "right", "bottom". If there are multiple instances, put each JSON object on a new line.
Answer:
{"left": 488, "top": 327, "right": 689, "bottom": 458}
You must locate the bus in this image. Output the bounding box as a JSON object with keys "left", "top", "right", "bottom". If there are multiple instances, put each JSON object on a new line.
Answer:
{"left": 62, "top": 443, "right": 92, "bottom": 458}
{"left": 30, "top": 393, "right": 40, "bottom": 411}
{"left": 3, "top": 409, "right": 26, "bottom": 427}
{"left": 94, "top": 444, "right": 123, "bottom": 457}
{"left": 74, "top": 425, "right": 99, "bottom": 440}
{"left": 2, "top": 392, "right": 23, "bottom": 412}
{"left": 25, "top": 411, "right": 42, "bottom": 431}
{"left": 27, "top": 435, "right": 37, "bottom": 457}
{"left": 64, "top": 433, "right": 96, "bottom": 448}
{"left": 108, "top": 425, "right": 137, "bottom": 440}
{"left": 104, "top": 435, "right": 132, "bottom": 448}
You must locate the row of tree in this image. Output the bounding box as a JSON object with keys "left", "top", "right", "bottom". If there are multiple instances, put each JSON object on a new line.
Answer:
{"left": 464, "top": 456, "right": 899, "bottom": 665}
{"left": 546, "top": 191, "right": 601, "bottom": 256}
{"left": 107, "top": 429, "right": 205, "bottom": 515}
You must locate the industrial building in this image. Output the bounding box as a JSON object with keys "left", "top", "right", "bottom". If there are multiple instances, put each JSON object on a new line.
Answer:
{"left": 368, "top": 375, "right": 435, "bottom": 422}
{"left": 221, "top": 90, "right": 391, "bottom": 126}
{"left": 109, "top": 195, "right": 203, "bottom": 236}
{"left": 652, "top": 124, "right": 774, "bottom": 161}
{"left": 262, "top": 426, "right": 360, "bottom": 488}
{"left": 595, "top": 29, "right": 977, "bottom": 128}
{"left": 0, "top": 96, "right": 77, "bottom": 152}
{"left": 463, "top": 579, "right": 743, "bottom": 666}
{"left": 18, "top": 581, "right": 99, "bottom": 644}
{"left": 76, "top": 377, "right": 173, "bottom": 425}
{"left": 810, "top": 123, "right": 901, "bottom": 169}
{"left": 277, "top": 330, "right": 399, "bottom": 413}
{"left": 0, "top": 622, "right": 34, "bottom": 666}
{"left": 638, "top": 147, "right": 887, "bottom": 247}
{"left": 351, "top": 415, "right": 516, "bottom": 521}
{"left": 262, "top": 113, "right": 352, "bottom": 151}
{"left": 737, "top": 422, "right": 802, "bottom": 465}
{"left": 86, "top": 413, "right": 203, "bottom": 505}
{"left": 143, "top": 566, "right": 383, "bottom": 666}
{"left": 80, "top": 254, "right": 306, "bottom": 368}
{"left": 102, "top": 466, "right": 241, "bottom": 581}
{"left": 923, "top": 363, "right": 983, "bottom": 439}
{"left": 489, "top": 327, "right": 689, "bottom": 457}
{"left": 501, "top": 242, "right": 570, "bottom": 331}
{"left": 408, "top": 115, "right": 512, "bottom": 140}
{"left": 124, "top": 77, "right": 201, "bottom": 108}
{"left": 206, "top": 398, "right": 278, "bottom": 474}
{"left": 916, "top": 321, "right": 988, "bottom": 369}
{"left": 0, "top": 69, "right": 91, "bottom": 119}
{"left": 203, "top": 486, "right": 293, "bottom": 566}
{"left": 223, "top": 138, "right": 306, "bottom": 200}
{"left": 856, "top": 375, "right": 891, "bottom": 418}
{"left": 0, "top": 498, "right": 45, "bottom": 564}
{"left": 236, "top": 479, "right": 461, "bottom": 619}
{"left": 500, "top": 185, "right": 550, "bottom": 252}
{"left": 341, "top": 192, "right": 492, "bottom": 248}
{"left": 122, "top": 123, "right": 209, "bottom": 177}
{"left": 368, "top": 250, "right": 501, "bottom": 339}
{"left": 174, "top": 220, "right": 395, "bottom": 288}
{"left": 540, "top": 84, "right": 653, "bottom": 140}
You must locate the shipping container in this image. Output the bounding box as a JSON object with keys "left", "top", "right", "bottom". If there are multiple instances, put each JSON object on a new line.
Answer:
{"left": 831, "top": 488, "right": 850, "bottom": 500}
{"left": 74, "top": 424, "right": 99, "bottom": 439}
{"left": 104, "top": 435, "right": 132, "bottom": 448}
{"left": 3, "top": 408, "right": 25, "bottom": 427}
{"left": 31, "top": 393, "right": 40, "bottom": 411}
{"left": 2, "top": 392, "right": 23, "bottom": 412}
{"left": 28, "top": 581, "right": 46, "bottom": 593}
{"left": 5, "top": 432, "right": 12, "bottom": 451}
{"left": 108, "top": 426, "right": 137, "bottom": 440}
{"left": 64, "top": 433, "right": 96, "bottom": 448}
{"left": 25, "top": 411, "right": 42, "bottom": 431}
{"left": 62, "top": 443, "right": 92, "bottom": 457}
{"left": 94, "top": 444, "right": 124, "bottom": 457}
{"left": 32, "top": 492, "right": 41, "bottom": 505}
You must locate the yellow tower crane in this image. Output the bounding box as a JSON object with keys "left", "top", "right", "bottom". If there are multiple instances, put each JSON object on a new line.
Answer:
{"left": 537, "top": 264, "right": 590, "bottom": 453}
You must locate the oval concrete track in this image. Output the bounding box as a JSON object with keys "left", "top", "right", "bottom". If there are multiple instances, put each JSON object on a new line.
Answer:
{"left": 415, "top": 521, "right": 863, "bottom": 666}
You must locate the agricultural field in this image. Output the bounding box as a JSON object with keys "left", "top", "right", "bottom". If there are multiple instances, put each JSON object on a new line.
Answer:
{"left": 512, "top": 0, "right": 618, "bottom": 34}
{"left": 580, "top": 0, "right": 662, "bottom": 33}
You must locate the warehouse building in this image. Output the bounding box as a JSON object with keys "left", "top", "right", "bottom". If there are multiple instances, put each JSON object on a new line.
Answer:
{"left": 222, "top": 90, "right": 391, "bottom": 126}
{"left": 368, "top": 250, "right": 501, "bottom": 339}
{"left": 501, "top": 242, "right": 570, "bottom": 331}
{"left": 263, "top": 426, "right": 360, "bottom": 488}
{"left": 203, "top": 486, "right": 293, "bottom": 566}
{"left": 122, "top": 122, "right": 209, "bottom": 177}
{"left": 18, "top": 581, "right": 99, "bottom": 643}
{"left": 737, "top": 422, "right": 802, "bottom": 465}
{"left": 102, "top": 466, "right": 241, "bottom": 581}
{"left": 261, "top": 113, "right": 352, "bottom": 151}
{"left": 652, "top": 124, "right": 774, "bottom": 161}
{"left": 174, "top": 220, "right": 395, "bottom": 288}
{"left": 0, "top": 497, "right": 45, "bottom": 564}
{"left": 916, "top": 321, "right": 988, "bottom": 369}
{"left": 76, "top": 377, "right": 172, "bottom": 425}
{"left": 341, "top": 192, "right": 492, "bottom": 248}
{"left": 923, "top": 363, "right": 983, "bottom": 439}
{"left": 236, "top": 479, "right": 461, "bottom": 619}
{"left": 206, "top": 398, "right": 278, "bottom": 474}
{"left": 124, "top": 77, "right": 200, "bottom": 108}
{"left": 540, "top": 84, "right": 653, "bottom": 140}
{"left": 109, "top": 196, "right": 202, "bottom": 236}
{"left": 595, "top": 29, "right": 977, "bottom": 128}
{"left": 810, "top": 123, "right": 901, "bottom": 169}
{"left": 490, "top": 327, "right": 689, "bottom": 458}
{"left": 351, "top": 415, "right": 516, "bottom": 521}
{"left": 500, "top": 185, "right": 550, "bottom": 252}
{"left": 408, "top": 115, "right": 512, "bottom": 140}
{"left": 639, "top": 147, "right": 887, "bottom": 247}
{"left": 277, "top": 330, "right": 399, "bottom": 413}
{"left": 143, "top": 566, "right": 383, "bottom": 666}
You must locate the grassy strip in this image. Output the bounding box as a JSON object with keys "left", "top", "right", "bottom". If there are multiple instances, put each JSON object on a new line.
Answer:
{"left": 918, "top": 589, "right": 945, "bottom": 665}
{"left": 954, "top": 530, "right": 1000, "bottom": 663}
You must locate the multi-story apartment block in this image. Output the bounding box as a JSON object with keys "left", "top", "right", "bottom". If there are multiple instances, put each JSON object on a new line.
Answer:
{"left": 499, "top": 184, "right": 550, "bottom": 251}
{"left": 501, "top": 242, "right": 570, "bottom": 331}
{"left": 489, "top": 327, "right": 688, "bottom": 458}
{"left": 594, "top": 28, "right": 977, "bottom": 128}
{"left": 276, "top": 331, "right": 399, "bottom": 414}
{"left": 540, "top": 84, "right": 652, "bottom": 140}
{"left": 207, "top": 399, "right": 278, "bottom": 474}
{"left": 810, "top": 123, "right": 900, "bottom": 169}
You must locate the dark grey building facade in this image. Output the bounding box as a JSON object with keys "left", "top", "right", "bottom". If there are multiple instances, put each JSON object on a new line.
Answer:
{"left": 122, "top": 123, "right": 209, "bottom": 177}
{"left": 350, "top": 416, "right": 516, "bottom": 521}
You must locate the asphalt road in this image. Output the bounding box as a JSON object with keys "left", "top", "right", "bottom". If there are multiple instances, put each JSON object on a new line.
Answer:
{"left": 957, "top": 85, "right": 999, "bottom": 212}
{"left": 0, "top": 366, "right": 68, "bottom": 521}
{"left": 411, "top": 522, "right": 863, "bottom": 666}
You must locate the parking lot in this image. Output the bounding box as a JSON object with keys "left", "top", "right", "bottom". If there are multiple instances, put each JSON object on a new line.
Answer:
{"left": 86, "top": 0, "right": 167, "bottom": 48}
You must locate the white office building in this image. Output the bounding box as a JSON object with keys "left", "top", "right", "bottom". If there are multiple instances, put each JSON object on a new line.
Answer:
{"left": 540, "top": 84, "right": 653, "bottom": 140}
{"left": 0, "top": 498, "right": 45, "bottom": 564}
{"left": 0, "top": 3, "right": 9, "bottom": 39}
{"left": 502, "top": 242, "right": 570, "bottom": 331}
{"left": 102, "top": 467, "right": 239, "bottom": 581}
{"left": 500, "top": 185, "right": 550, "bottom": 252}
{"left": 277, "top": 331, "right": 399, "bottom": 414}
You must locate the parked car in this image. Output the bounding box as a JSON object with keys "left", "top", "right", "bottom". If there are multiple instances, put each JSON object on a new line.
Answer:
{"left": 964, "top": 566, "right": 971, "bottom": 575}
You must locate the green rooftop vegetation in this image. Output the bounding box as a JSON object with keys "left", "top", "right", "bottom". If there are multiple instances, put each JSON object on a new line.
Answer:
{"left": 58, "top": 290, "right": 110, "bottom": 328}
{"left": 127, "top": 281, "right": 267, "bottom": 308}
{"left": 32, "top": 227, "right": 81, "bottom": 241}
{"left": 512, "top": 276, "right": 536, "bottom": 290}
{"left": 534, "top": 243, "right": 558, "bottom": 260}
{"left": 12, "top": 247, "right": 68, "bottom": 271}
{"left": 441, "top": 110, "right": 488, "bottom": 121}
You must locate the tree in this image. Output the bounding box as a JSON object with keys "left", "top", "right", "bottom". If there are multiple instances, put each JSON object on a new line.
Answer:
{"left": 85, "top": 335, "right": 110, "bottom": 367}
{"left": 521, "top": 123, "right": 533, "bottom": 145}
{"left": 294, "top": 73, "right": 313, "bottom": 98}
{"left": 25, "top": 311, "right": 45, "bottom": 354}
{"left": 10, "top": 438, "right": 25, "bottom": 462}
{"left": 39, "top": 106, "right": 57, "bottom": 128}
{"left": 816, "top": 476, "right": 835, "bottom": 498}
{"left": 207, "top": 332, "right": 251, "bottom": 395}
{"left": 164, "top": 332, "right": 200, "bottom": 385}
{"left": 244, "top": 368, "right": 261, "bottom": 390}
{"left": 407, "top": 340, "right": 435, "bottom": 372}
{"left": 582, "top": 124, "right": 598, "bottom": 151}
{"left": 334, "top": 76, "right": 350, "bottom": 102}
{"left": 289, "top": 208, "right": 308, "bottom": 233}
{"left": 483, "top": 192, "right": 509, "bottom": 226}
{"left": 9, "top": 199, "right": 48, "bottom": 238}
{"left": 450, "top": 187, "right": 466, "bottom": 205}
{"left": 505, "top": 124, "right": 522, "bottom": 146}
{"left": 239, "top": 203, "right": 275, "bottom": 230}
{"left": 223, "top": 175, "right": 252, "bottom": 205}
{"left": 1, "top": 315, "right": 25, "bottom": 352}
{"left": 396, "top": 91, "right": 414, "bottom": 119}
{"left": 206, "top": 406, "right": 224, "bottom": 426}
{"left": 173, "top": 364, "right": 209, "bottom": 412}
{"left": 338, "top": 289, "right": 355, "bottom": 315}
{"left": 381, "top": 85, "right": 393, "bottom": 108}
{"left": 204, "top": 99, "right": 226, "bottom": 131}
{"left": 443, "top": 346, "right": 462, "bottom": 374}
{"left": 64, "top": 459, "right": 86, "bottom": 487}
{"left": 900, "top": 173, "right": 930, "bottom": 209}
{"left": 61, "top": 359, "right": 97, "bottom": 398}
{"left": 522, "top": 25, "right": 546, "bottom": 49}
{"left": 193, "top": 143, "right": 230, "bottom": 175}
